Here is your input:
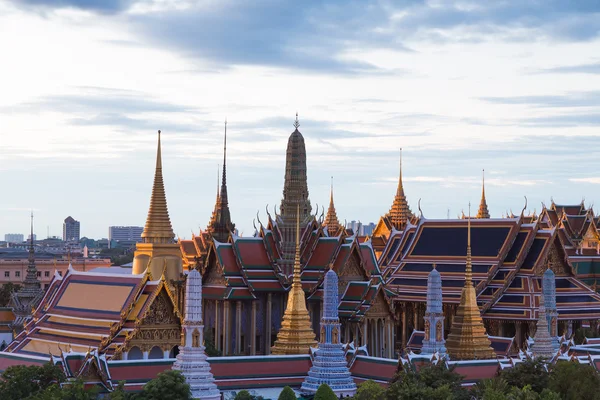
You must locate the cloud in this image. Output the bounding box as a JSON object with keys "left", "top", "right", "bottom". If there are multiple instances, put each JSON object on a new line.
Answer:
{"left": 538, "top": 62, "right": 600, "bottom": 75}
{"left": 13, "top": 0, "right": 134, "bottom": 14}
{"left": 570, "top": 178, "right": 600, "bottom": 184}
{"left": 480, "top": 91, "right": 600, "bottom": 108}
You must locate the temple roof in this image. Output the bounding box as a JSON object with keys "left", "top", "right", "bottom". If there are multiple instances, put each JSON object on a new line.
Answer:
{"left": 5, "top": 267, "right": 180, "bottom": 358}
{"left": 384, "top": 215, "right": 600, "bottom": 320}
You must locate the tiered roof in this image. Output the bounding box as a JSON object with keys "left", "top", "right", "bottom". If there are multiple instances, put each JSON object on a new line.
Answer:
{"left": 5, "top": 267, "right": 180, "bottom": 359}
{"left": 383, "top": 214, "right": 600, "bottom": 321}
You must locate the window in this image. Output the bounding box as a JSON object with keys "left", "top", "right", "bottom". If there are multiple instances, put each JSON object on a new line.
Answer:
{"left": 37, "top": 271, "right": 41, "bottom": 277}
{"left": 44, "top": 271, "right": 50, "bottom": 278}
{"left": 15, "top": 271, "right": 20, "bottom": 278}
{"left": 4, "top": 271, "right": 9, "bottom": 278}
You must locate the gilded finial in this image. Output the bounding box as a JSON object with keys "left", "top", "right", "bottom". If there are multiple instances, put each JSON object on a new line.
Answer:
{"left": 432, "top": 263, "right": 437, "bottom": 270}
{"left": 294, "top": 112, "right": 300, "bottom": 129}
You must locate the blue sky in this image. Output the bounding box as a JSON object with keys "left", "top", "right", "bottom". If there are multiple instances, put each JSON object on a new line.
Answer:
{"left": 1, "top": 0, "right": 600, "bottom": 239}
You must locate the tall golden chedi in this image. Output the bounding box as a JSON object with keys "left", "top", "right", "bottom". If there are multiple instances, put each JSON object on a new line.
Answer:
{"left": 445, "top": 208, "right": 496, "bottom": 360}
{"left": 132, "top": 130, "right": 183, "bottom": 283}
{"left": 271, "top": 205, "right": 317, "bottom": 355}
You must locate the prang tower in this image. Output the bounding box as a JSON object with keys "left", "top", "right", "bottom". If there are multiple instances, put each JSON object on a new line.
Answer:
{"left": 279, "top": 114, "right": 312, "bottom": 276}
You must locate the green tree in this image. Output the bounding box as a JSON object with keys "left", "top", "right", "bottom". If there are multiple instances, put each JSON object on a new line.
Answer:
{"left": 389, "top": 363, "right": 468, "bottom": 400}
{"left": 500, "top": 358, "right": 549, "bottom": 393}
{"left": 471, "top": 378, "right": 512, "bottom": 399}
{"left": 278, "top": 386, "right": 296, "bottom": 400}
{"left": 108, "top": 381, "right": 131, "bottom": 400}
{"left": 234, "top": 390, "right": 254, "bottom": 400}
{"left": 0, "top": 363, "right": 65, "bottom": 399}
{"left": 314, "top": 384, "right": 337, "bottom": 400}
{"left": 354, "top": 380, "right": 385, "bottom": 400}
{"left": 29, "top": 379, "right": 100, "bottom": 399}
{"left": 548, "top": 361, "right": 600, "bottom": 400}
{"left": 140, "top": 370, "right": 191, "bottom": 400}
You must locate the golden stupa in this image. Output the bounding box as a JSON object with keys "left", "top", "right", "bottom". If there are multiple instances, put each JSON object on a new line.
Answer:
{"left": 445, "top": 208, "right": 496, "bottom": 360}
{"left": 271, "top": 205, "right": 317, "bottom": 355}
{"left": 131, "top": 130, "right": 183, "bottom": 282}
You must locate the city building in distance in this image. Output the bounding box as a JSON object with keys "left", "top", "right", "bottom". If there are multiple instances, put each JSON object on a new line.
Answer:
{"left": 62, "top": 216, "right": 80, "bottom": 242}
{"left": 4, "top": 234, "right": 24, "bottom": 243}
{"left": 108, "top": 226, "right": 143, "bottom": 248}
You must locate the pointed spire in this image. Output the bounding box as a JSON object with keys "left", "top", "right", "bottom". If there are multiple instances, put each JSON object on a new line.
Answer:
{"left": 294, "top": 112, "right": 300, "bottom": 130}
{"left": 387, "top": 148, "right": 412, "bottom": 230}
{"left": 324, "top": 176, "right": 341, "bottom": 236}
{"left": 207, "top": 122, "right": 235, "bottom": 242}
{"left": 445, "top": 205, "right": 495, "bottom": 360}
{"left": 141, "top": 130, "right": 175, "bottom": 244}
{"left": 477, "top": 169, "right": 490, "bottom": 219}
{"left": 24, "top": 211, "right": 40, "bottom": 288}
{"left": 271, "top": 204, "right": 317, "bottom": 355}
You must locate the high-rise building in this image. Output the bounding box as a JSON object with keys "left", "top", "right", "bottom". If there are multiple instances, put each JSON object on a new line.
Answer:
{"left": 63, "top": 216, "right": 80, "bottom": 242}
{"left": 109, "top": 226, "right": 144, "bottom": 243}
{"left": 4, "top": 234, "right": 24, "bottom": 243}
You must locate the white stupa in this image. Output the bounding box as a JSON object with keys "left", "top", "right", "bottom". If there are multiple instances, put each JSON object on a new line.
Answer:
{"left": 172, "top": 268, "right": 220, "bottom": 400}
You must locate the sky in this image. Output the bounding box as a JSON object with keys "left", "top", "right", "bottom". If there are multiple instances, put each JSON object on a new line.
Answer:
{"left": 1, "top": 0, "right": 600, "bottom": 240}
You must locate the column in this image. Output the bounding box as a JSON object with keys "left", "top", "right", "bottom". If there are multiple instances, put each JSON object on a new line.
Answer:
{"left": 401, "top": 305, "right": 407, "bottom": 350}
{"left": 122, "top": 352, "right": 128, "bottom": 360}
{"left": 236, "top": 301, "right": 242, "bottom": 354}
{"left": 265, "top": 293, "right": 272, "bottom": 355}
{"left": 215, "top": 301, "right": 220, "bottom": 352}
{"left": 386, "top": 319, "right": 393, "bottom": 359}
{"left": 498, "top": 321, "right": 505, "bottom": 337}
{"left": 223, "top": 301, "right": 230, "bottom": 355}
{"left": 143, "top": 351, "right": 149, "bottom": 360}
{"left": 363, "top": 319, "right": 368, "bottom": 350}
{"left": 164, "top": 349, "right": 170, "bottom": 359}
{"left": 515, "top": 322, "right": 523, "bottom": 349}
{"left": 354, "top": 324, "right": 359, "bottom": 346}
{"left": 374, "top": 320, "right": 379, "bottom": 357}
{"left": 251, "top": 301, "right": 257, "bottom": 355}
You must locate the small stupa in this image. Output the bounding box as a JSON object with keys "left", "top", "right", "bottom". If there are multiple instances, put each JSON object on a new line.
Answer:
{"left": 531, "top": 293, "right": 555, "bottom": 359}
{"left": 172, "top": 267, "right": 220, "bottom": 400}
{"left": 421, "top": 264, "right": 446, "bottom": 356}
{"left": 300, "top": 268, "right": 357, "bottom": 397}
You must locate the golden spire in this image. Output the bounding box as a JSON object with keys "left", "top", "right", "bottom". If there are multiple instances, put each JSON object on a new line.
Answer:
{"left": 323, "top": 176, "right": 342, "bottom": 236}
{"left": 445, "top": 205, "right": 495, "bottom": 360}
{"left": 477, "top": 169, "right": 490, "bottom": 219}
{"left": 141, "top": 130, "right": 175, "bottom": 244}
{"left": 387, "top": 148, "right": 412, "bottom": 230}
{"left": 271, "top": 204, "right": 317, "bottom": 355}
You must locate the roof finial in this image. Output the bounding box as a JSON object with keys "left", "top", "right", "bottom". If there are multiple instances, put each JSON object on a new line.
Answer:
{"left": 294, "top": 112, "right": 300, "bottom": 129}
{"left": 330, "top": 176, "right": 334, "bottom": 203}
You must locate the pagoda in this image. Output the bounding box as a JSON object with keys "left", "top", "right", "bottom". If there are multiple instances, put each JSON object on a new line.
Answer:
{"left": 271, "top": 205, "right": 317, "bottom": 355}
{"left": 386, "top": 148, "right": 412, "bottom": 230}
{"left": 300, "top": 267, "right": 357, "bottom": 397}
{"left": 323, "top": 177, "right": 343, "bottom": 237}
{"left": 206, "top": 121, "right": 235, "bottom": 243}
{"left": 477, "top": 170, "right": 490, "bottom": 219}
{"left": 445, "top": 210, "right": 495, "bottom": 360}
{"left": 132, "top": 130, "right": 183, "bottom": 284}
{"left": 172, "top": 267, "right": 220, "bottom": 400}
{"left": 9, "top": 212, "right": 44, "bottom": 334}
{"left": 278, "top": 114, "right": 312, "bottom": 276}
{"left": 421, "top": 264, "right": 446, "bottom": 356}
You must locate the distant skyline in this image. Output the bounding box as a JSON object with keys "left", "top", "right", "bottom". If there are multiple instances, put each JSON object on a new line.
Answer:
{"left": 1, "top": 1, "right": 600, "bottom": 239}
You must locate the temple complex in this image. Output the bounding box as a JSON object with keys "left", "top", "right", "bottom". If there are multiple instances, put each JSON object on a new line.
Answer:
{"left": 9, "top": 213, "right": 43, "bottom": 334}
{"left": 301, "top": 267, "right": 356, "bottom": 397}
{"left": 132, "top": 130, "right": 183, "bottom": 285}
{"left": 445, "top": 212, "right": 495, "bottom": 360}
{"left": 172, "top": 267, "right": 220, "bottom": 400}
